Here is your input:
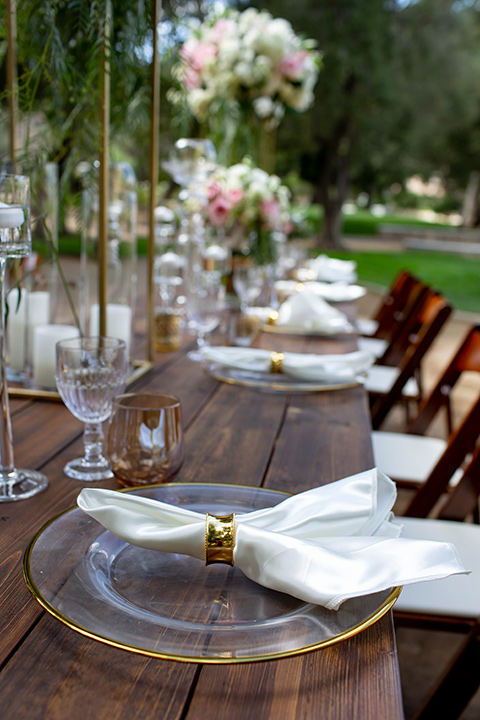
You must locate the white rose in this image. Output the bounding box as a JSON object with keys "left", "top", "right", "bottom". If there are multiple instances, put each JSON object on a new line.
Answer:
{"left": 188, "top": 88, "right": 214, "bottom": 119}
{"left": 268, "top": 18, "right": 294, "bottom": 43}
{"left": 217, "top": 37, "right": 242, "bottom": 64}
{"left": 235, "top": 61, "right": 256, "bottom": 85}
{"left": 253, "top": 96, "right": 274, "bottom": 118}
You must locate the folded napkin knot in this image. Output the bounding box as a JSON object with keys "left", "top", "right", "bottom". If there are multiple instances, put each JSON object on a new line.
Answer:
{"left": 205, "top": 513, "right": 236, "bottom": 566}
{"left": 270, "top": 352, "right": 284, "bottom": 374}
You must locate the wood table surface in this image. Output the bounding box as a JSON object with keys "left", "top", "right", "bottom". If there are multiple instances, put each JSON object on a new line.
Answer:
{"left": 0, "top": 311, "right": 405, "bottom": 720}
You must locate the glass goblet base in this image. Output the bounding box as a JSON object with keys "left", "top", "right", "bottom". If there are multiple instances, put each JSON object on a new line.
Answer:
{"left": 63, "top": 456, "right": 113, "bottom": 482}
{"left": 0, "top": 468, "right": 48, "bottom": 503}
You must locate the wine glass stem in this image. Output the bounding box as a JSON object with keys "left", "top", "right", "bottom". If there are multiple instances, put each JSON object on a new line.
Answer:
{"left": 0, "top": 256, "right": 15, "bottom": 475}
{"left": 83, "top": 422, "right": 105, "bottom": 465}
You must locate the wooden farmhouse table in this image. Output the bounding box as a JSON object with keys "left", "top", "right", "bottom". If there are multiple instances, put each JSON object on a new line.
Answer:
{"left": 0, "top": 304, "right": 405, "bottom": 720}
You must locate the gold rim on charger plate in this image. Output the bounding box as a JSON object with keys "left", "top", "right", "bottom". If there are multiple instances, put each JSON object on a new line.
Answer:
{"left": 23, "top": 482, "right": 401, "bottom": 664}
{"left": 204, "top": 363, "right": 360, "bottom": 393}
{"left": 261, "top": 323, "right": 355, "bottom": 336}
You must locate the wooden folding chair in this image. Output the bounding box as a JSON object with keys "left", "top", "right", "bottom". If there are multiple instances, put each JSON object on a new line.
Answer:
{"left": 366, "top": 290, "right": 452, "bottom": 430}
{"left": 372, "top": 325, "right": 480, "bottom": 517}
{"left": 393, "top": 445, "right": 480, "bottom": 720}
{"left": 358, "top": 270, "right": 426, "bottom": 343}
{"left": 359, "top": 279, "right": 429, "bottom": 362}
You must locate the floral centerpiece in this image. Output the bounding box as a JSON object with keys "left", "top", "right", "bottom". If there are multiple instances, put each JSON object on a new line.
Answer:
{"left": 169, "top": 8, "right": 321, "bottom": 165}
{"left": 200, "top": 158, "right": 292, "bottom": 265}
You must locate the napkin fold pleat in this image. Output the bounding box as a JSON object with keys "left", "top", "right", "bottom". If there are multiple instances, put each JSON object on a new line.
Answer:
{"left": 275, "top": 280, "right": 366, "bottom": 303}
{"left": 198, "top": 346, "right": 374, "bottom": 382}
{"left": 77, "top": 469, "right": 466, "bottom": 611}
{"left": 275, "top": 285, "right": 353, "bottom": 333}
{"left": 306, "top": 255, "right": 358, "bottom": 284}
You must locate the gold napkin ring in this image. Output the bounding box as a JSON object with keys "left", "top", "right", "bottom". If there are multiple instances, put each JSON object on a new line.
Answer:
{"left": 270, "top": 352, "right": 284, "bottom": 374}
{"left": 205, "top": 513, "right": 235, "bottom": 566}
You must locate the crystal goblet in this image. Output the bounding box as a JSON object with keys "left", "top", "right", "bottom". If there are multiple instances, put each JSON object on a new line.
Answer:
{"left": 55, "top": 336, "right": 128, "bottom": 481}
{"left": 186, "top": 270, "right": 225, "bottom": 350}
{"left": 233, "top": 264, "right": 265, "bottom": 311}
{"left": 0, "top": 174, "right": 48, "bottom": 502}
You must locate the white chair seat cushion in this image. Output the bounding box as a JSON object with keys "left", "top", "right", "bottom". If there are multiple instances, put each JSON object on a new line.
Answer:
{"left": 365, "top": 364, "right": 420, "bottom": 398}
{"left": 372, "top": 430, "right": 447, "bottom": 484}
{"left": 394, "top": 517, "right": 480, "bottom": 618}
{"left": 358, "top": 336, "right": 388, "bottom": 358}
{"left": 356, "top": 318, "right": 379, "bottom": 336}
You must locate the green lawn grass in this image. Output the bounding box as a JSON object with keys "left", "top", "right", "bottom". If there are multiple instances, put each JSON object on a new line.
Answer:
{"left": 324, "top": 249, "right": 480, "bottom": 314}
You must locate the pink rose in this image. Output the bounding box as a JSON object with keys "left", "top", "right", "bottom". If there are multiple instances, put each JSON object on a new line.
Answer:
{"left": 181, "top": 41, "right": 217, "bottom": 72}
{"left": 279, "top": 51, "right": 309, "bottom": 81}
{"left": 209, "top": 19, "right": 237, "bottom": 43}
{"left": 227, "top": 188, "right": 244, "bottom": 206}
{"left": 206, "top": 180, "right": 222, "bottom": 200}
{"left": 260, "top": 198, "right": 281, "bottom": 229}
{"left": 208, "top": 195, "right": 233, "bottom": 227}
{"left": 184, "top": 68, "right": 201, "bottom": 91}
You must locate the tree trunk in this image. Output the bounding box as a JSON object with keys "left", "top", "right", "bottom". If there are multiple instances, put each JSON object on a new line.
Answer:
{"left": 313, "top": 120, "right": 353, "bottom": 250}
{"left": 462, "top": 171, "right": 480, "bottom": 228}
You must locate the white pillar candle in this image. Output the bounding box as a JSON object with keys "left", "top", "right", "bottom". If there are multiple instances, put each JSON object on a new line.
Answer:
{"left": 89, "top": 303, "right": 132, "bottom": 356}
{"left": 32, "top": 324, "right": 80, "bottom": 389}
{"left": 27, "top": 291, "right": 51, "bottom": 363}
{"left": 0, "top": 201, "right": 25, "bottom": 228}
{"left": 7, "top": 288, "right": 28, "bottom": 372}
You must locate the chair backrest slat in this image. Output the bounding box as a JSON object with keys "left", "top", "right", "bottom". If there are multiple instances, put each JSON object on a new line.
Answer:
{"left": 436, "top": 445, "right": 480, "bottom": 522}
{"left": 370, "top": 295, "right": 452, "bottom": 430}
{"left": 404, "top": 393, "right": 480, "bottom": 518}
{"left": 408, "top": 325, "right": 480, "bottom": 436}
{"left": 372, "top": 270, "right": 422, "bottom": 341}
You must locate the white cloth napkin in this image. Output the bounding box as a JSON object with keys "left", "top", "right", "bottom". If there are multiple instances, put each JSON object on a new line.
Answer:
{"left": 198, "top": 346, "right": 374, "bottom": 383}
{"left": 275, "top": 285, "right": 354, "bottom": 334}
{"left": 275, "top": 280, "right": 366, "bottom": 303}
{"left": 303, "top": 255, "right": 358, "bottom": 284}
{"left": 77, "top": 469, "right": 466, "bottom": 611}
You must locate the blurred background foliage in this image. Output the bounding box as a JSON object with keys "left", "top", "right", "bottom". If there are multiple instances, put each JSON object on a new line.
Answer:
{"left": 2, "top": 0, "right": 480, "bottom": 249}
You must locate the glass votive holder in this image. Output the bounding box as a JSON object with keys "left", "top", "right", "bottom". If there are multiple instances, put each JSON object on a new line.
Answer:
{"left": 154, "top": 308, "right": 183, "bottom": 351}
{"left": 227, "top": 312, "right": 260, "bottom": 347}
{"left": 107, "top": 392, "right": 184, "bottom": 487}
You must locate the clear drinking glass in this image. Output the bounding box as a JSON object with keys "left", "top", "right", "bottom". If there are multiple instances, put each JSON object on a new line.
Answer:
{"left": 0, "top": 174, "right": 48, "bottom": 502}
{"left": 233, "top": 264, "right": 265, "bottom": 310}
{"left": 55, "top": 336, "right": 128, "bottom": 481}
{"left": 186, "top": 270, "right": 225, "bottom": 349}
{"left": 107, "top": 393, "right": 184, "bottom": 487}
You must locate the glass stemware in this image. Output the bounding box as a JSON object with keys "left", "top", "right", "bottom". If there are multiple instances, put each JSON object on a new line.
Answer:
{"left": 0, "top": 174, "right": 48, "bottom": 502}
{"left": 55, "top": 336, "right": 128, "bottom": 481}
{"left": 233, "top": 264, "right": 265, "bottom": 311}
{"left": 186, "top": 270, "right": 225, "bottom": 350}
{"left": 163, "top": 139, "right": 217, "bottom": 246}
{"left": 163, "top": 138, "right": 217, "bottom": 188}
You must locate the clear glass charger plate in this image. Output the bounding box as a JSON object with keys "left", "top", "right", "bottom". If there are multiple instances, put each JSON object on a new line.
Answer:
{"left": 262, "top": 322, "right": 355, "bottom": 337}
{"left": 24, "top": 483, "right": 400, "bottom": 664}
{"left": 204, "top": 362, "right": 360, "bottom": 393}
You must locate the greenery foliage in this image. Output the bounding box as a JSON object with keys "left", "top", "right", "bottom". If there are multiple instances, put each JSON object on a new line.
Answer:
{"left": 3, "top": 1, "right": 480, "bottom": 247}
{"left": 326, "top": 248, "right": 480, "bottom": 314}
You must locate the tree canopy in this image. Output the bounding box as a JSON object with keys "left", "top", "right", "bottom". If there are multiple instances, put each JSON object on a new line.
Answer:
{"left": 2, "top": 0, "right": 480, "bottom": 245}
